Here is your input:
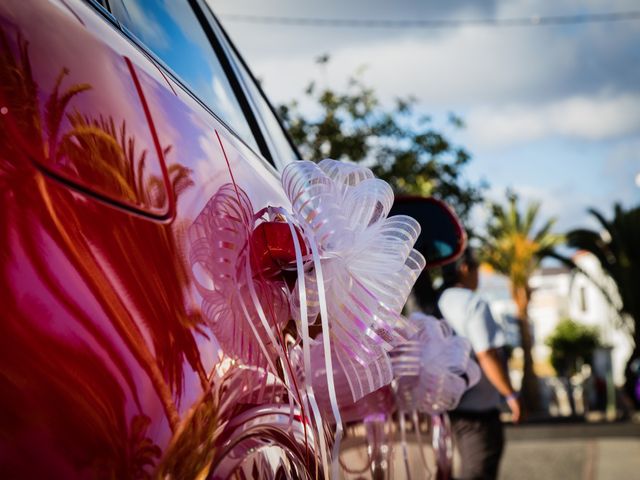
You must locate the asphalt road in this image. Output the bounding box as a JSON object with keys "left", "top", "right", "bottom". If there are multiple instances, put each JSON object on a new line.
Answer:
{"left": 499, "top": 421, "right": 640, "bottom": 480}
{"left": 339, "top": 419, "right": 640, "bottom": 479}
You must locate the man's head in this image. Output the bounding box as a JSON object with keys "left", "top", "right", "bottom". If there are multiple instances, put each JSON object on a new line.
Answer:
{"left": 441, "top": 247, "right": 479, "bottom": 291}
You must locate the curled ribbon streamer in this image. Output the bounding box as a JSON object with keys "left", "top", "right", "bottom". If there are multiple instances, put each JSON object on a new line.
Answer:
{"left": 399, "top": 411, "right": 412, "bottom": 480}
{"left": 248, "top": 205, "right": 331, "bottom": 479}
{"left": 275, "top": 207, "right": 331, "bottom": 479}
{"left": 212, "top": 132, "right": 320, "bottom": 470}
{"left": 247, "top": 210, "right": 323, "bottom": 457}
{"left": 304, "top": 224, "right": 344, "bottom": 479}
{"left": 432, "top": 413, "right": 453, "bottom": 479}
{"left": 208, "top": 365, "right": 317, "bottom": 479}
{"left": 412, "top": 409, "right": 433, "bottom": 477}
{"left": 282, "top": 159, "right": 426, "bottom": 403}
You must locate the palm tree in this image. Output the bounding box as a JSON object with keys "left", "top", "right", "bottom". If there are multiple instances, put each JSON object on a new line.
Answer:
{"left": 480, "top": 191, "right": 563, "bottom": 412}
{"left": 564, "top": 204, "right": 640, "bottom": 407}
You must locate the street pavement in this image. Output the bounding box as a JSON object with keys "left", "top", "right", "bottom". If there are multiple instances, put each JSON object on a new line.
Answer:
{"left": 500, "top": 421, "right": 640, "bottom": 480}
{"left": 339, "top": 419, "right": 640, "bottom": 479}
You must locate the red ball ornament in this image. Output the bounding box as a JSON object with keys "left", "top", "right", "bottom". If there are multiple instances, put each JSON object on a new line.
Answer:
{"left": 250, "top": 221, "right": 308, "bottom": 281}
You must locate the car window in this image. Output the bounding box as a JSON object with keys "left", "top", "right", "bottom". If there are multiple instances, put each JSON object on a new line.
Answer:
{"left": 109, "top": 0, "right": 258, "bottom": 151}
{"left": 229, "top": 46, "right": 299, "bottom": 169}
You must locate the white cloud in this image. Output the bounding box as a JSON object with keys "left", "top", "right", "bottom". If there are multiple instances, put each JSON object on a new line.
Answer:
{"left": 251, "top": 26, "right": 578, "bottom": 109}
{"left": 224, "top": 0, "right": 639, "bottom": 117}
{"left": 164, "top": 0, "right": 211, "bottom": 52}
{"left": 116, "top": 1, "right": 169, "bottom": 50}
{"left": 465, "top": 94, "right": 640, "bottom": 148}
{"left": 602, "top": 139, "right": 640, "bottom": 206}
{"left": 252, "top": 27, "right": 640, "bottom": 150}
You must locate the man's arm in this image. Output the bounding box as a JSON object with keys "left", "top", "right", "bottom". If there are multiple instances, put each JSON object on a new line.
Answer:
{"left": 476, "top": 348, "right": 521, "bottom": 423}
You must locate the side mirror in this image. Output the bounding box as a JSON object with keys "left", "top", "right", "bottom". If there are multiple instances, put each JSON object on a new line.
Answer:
{"left": 389, "top": 196, "right": 467, "bottom": 268}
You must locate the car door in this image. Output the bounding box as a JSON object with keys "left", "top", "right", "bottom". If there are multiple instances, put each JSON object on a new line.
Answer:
{"left": 0, "top": 0, "right": 305, "bottom": 478}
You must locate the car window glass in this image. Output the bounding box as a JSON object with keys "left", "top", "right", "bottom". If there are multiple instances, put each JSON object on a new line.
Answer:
{"left": 231, "top": 47, "right": 299, "bottom": 168}
{"left": 110, "top": 0, "right": 258, "bottom": 151}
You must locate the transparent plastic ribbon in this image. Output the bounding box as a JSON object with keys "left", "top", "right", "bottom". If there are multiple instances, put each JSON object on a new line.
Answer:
{"left": 188, "top": 184, "right": 285, "bottom": 372}
{"left": 398, "top": 411, "right": 412, "bottom": 480}
{"left": 412, "top": 409, "right": 432, "bottom": 477}
{"left": 282, "top": 159, "right": 426, "bottom": 403}
{"left": 273, "top": 207, "right": 331, "bottom": 478}
{"left": 281, "top": 159, "right": 427, "bottom": 477}
{"left": 190, "top": 149, "right": 478, "bottom": 478}
{"left": 432, "top": 413, "right": 453, "bottom": 479}
{"left": 188, "top": 184, "right": 308, "bottom": 452}
{"left": 391, "top": 312, "right": 481, "bottom": 414}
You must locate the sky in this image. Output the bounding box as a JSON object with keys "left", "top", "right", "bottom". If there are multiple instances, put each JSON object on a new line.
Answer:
{"left": 212, "top": 0, "right": 640, "bottom": 233}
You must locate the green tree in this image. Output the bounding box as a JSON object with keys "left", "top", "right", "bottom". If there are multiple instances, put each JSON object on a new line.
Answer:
{"left": 480, "top": 191, "right": 564, "bottom": 412}
{"left": 277, "top": 58, "right": 485, "bottom": 223}
{"left": 546, "top": 319, "right": 600, "bottom": 377}
{"left": 564, "top": 204, "right": 640, "bottom": 406}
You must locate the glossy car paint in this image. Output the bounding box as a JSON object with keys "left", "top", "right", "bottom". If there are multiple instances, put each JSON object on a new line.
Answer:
{"left": 0, "top": 0, "right": 300, "bottom": 477}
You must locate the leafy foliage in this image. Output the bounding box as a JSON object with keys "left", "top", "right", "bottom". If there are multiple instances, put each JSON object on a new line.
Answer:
{"left": 565, "top": 204, "right": 640, "bottom": 339}
{"left": 563, "top": 204, "right": 640, "bottom": 403}
{"left": 481, "top": 191, "right": 564, "bottom": 288}
{"left": 546, "top": 319, "right": 601, "bottom": 377}
{"left": 277, "top": 58, "right": 485, "bottom": 223}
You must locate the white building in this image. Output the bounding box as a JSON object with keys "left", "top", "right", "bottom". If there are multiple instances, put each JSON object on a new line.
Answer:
{"left": 565, "top": 252, "right": 632, "bottom": 386}
{"left": 528, "top": 266, "right": 572, "bottom": 368}
{"left": 479, "top": 251, "right": 633, "bottom": 386}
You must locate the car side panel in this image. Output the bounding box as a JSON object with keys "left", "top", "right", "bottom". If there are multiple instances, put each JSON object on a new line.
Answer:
{"left": 0, "top": 0, "right": 290, "bottom": 477}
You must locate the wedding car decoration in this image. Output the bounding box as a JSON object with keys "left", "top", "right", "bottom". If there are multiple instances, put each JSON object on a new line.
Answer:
{"left": 188, "top": 184, "right": 290, "bottom": 371}
{"left": 392, "top": 312, "right": 481, "bottom": 415}
{"left": 189, "top": 142, "right": 478, "bottom": 478}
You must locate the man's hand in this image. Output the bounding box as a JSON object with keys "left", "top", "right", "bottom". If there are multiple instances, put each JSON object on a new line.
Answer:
{"left": 505, "top": 393, "right": 521, "bottom": 423}
{"left": 475, "top": 348, "right": 522, "bottom": 423}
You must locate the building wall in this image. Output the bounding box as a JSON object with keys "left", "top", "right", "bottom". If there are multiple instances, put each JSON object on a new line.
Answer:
{"left": 567, "top": 253, "right": 632, "bottom": 385}
{"left": 528, "top": 271, "right": 572, "bottom": 364}
{"left": 479, "top": 252, "right": 633, "bottom": 386}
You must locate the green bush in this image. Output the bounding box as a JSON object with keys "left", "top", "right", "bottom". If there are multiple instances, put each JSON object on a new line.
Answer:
{"left": 545, "top": 319, "right": 601, "bottom": 377}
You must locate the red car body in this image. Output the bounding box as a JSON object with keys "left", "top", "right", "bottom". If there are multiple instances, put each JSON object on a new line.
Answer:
{"left": 0, "top": 0, "right": 310, "bottom": 477}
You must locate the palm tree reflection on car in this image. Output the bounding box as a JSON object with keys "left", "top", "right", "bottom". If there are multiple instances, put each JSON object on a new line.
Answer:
{"left": 0, "top": 27, "right": 201, "bottom": 477}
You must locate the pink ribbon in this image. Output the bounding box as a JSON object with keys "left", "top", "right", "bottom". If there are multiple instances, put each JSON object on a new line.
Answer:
{"left": 282, "top": 160, "right": 425, "bottom": 403}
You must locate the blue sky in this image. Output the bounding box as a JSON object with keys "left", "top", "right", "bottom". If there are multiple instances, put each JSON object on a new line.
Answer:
{"left": 214, "top": 0, "right": 640, "bottom": 233}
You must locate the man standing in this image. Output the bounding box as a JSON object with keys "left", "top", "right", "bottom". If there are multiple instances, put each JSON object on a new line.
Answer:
{"left": 438, "top": 248, "right": 521, "bottom": 480}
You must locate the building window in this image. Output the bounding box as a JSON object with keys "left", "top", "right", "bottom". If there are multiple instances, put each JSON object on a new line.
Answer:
{"left": 580, "top": 286, "right": 588, "bottom": 312}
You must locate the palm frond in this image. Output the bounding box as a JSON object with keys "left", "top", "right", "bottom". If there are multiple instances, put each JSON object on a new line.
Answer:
{"left": 45, "top": 67, "right": 92, "bottom": 160}
{"left": 587, "top": 207, "right": 612, "bottom": 234}
{"left": 566, "top": 204, "right": 640, "bottom": 345}
{"left": 481, "top": 191, "right": 560, "bottom": 285}
{"left": 524, "top": 201, "right": 542, "bottom": 236}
